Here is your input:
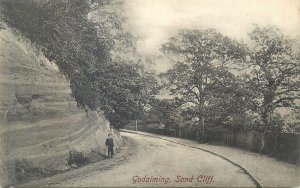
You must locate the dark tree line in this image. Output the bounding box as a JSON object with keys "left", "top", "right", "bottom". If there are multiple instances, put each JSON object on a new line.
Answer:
{"left": 0, "top": 0, "right": 157, "bottom": 129}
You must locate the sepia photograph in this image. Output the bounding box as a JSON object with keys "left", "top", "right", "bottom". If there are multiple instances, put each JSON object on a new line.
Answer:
{"left": 0, "top": 0, "right": 299, "bottom": 187}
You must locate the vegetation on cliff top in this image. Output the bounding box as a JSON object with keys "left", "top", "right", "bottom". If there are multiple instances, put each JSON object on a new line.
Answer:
{"left": 0, "top": 0, "right": 157, "bottom": 128}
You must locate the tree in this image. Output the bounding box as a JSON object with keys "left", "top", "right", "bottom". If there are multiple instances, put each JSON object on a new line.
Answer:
{"left": 144, "top": 99, "right": 184, "bottom": 130}
{"left": 1, "top": 0, "right": 158, "bottom": 129}
{"left": 89, "top": 0, "right": 138, "bottom": 64}
{"left": 0, "top": 0, "right": 110, "bottom": 78}
{"left": 203, "top": 68, "right": 255, "bottom": 131}
{"left": 160, "top": 29, "right": 247, "bottom": 138}
{"left": 96, "top": 62, "right": 158, "bottom": 129}
{"left": 243, "top": 26, "right": 300, "bottom": 134}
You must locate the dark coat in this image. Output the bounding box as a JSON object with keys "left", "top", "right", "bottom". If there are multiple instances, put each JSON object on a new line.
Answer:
{"left": 105, "top": 137, "right": 114, "bottom": 148}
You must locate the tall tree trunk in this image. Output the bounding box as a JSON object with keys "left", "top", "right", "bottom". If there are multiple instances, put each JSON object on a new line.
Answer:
{"left": 274, "top": 126, "right": 278, "bottom": 155}
{"left": 202, "top": 116, "right": 205, "bottom": 140}
{"left": 261, "top": 80, "right": 276, "bottom": 153}
{"left": 196, "top": 64, "right": 205, "bottom": 142}
{"left": 198, "top": 99, "right": 205, "bottom": 142}
{"left": 261, "top": 102, "right": 272, "bottom": 154}
{"left": 199, "top": 84, "right": 205, "bottom": 142}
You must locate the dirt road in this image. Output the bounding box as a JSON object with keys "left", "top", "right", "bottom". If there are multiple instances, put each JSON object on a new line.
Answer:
{"left": 56, "top": 132, "right": 255, "bottom": 187}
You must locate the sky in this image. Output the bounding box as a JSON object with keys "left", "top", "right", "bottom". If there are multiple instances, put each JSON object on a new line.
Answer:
{"left": 125, "top": 0, "right": 300, "bottom": 60}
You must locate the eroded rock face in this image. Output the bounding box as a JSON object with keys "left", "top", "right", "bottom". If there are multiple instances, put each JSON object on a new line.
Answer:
{"left": 0, "top": 25, "right": 121, "bottom": 186}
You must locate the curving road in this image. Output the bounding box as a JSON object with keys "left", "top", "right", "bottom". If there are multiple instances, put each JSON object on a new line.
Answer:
{"left": 57, "top": 132, "right": 255, "bottom": 187}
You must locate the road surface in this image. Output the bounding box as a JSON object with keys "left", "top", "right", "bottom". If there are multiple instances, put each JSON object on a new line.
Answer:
{"left": 57, "top": 132, "right": 255, "bottom": 187}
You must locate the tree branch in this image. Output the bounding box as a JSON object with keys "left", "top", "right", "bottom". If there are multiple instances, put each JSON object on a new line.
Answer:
{"left": 274, "top": 96, "right": 300, "bottom": 105}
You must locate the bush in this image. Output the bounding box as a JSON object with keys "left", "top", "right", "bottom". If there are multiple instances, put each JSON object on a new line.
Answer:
{"left": 68, "top": 149, "right": 88, "bottom": 167}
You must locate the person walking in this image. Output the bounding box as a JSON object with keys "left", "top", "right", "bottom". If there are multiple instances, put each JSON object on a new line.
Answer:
{"left": 105, "top": 133, "right": 114, "bottom": 158}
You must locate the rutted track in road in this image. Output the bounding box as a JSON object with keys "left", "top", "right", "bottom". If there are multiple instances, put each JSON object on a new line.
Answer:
{"left": 121, "top": 130, "right": 261, "bottom": 188}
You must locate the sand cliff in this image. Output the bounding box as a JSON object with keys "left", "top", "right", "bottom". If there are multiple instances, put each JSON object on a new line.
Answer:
{"left": 0, "top": 25, "right": 121, "bottom": 186}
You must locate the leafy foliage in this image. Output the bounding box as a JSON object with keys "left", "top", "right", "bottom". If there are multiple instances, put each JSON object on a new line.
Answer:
{"left": 159, "top": 26, "right": 299, "bottom": 134}
{"left": 241, "top": 26, "right": 300, "bottom": 132}
{"left": 0, "top": 0, "right": 157, "bottom": 128}
{"left": 160, "top": 29, "right": 247, "bottom": 133}
{"left": 1, "top": 0, "right": 109, "bottom": 74}
{"left": 144, "top": 99, "right": 184, "bottom": 130}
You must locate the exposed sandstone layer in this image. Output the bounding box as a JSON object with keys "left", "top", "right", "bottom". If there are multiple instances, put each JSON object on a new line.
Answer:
{"left": 0, "top": 26, "right": 121, "bottom": 186}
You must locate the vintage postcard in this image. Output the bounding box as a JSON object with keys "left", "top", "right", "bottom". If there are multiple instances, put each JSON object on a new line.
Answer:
{"left": 0, "top": 0, "right": 299, "bottom": 187}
